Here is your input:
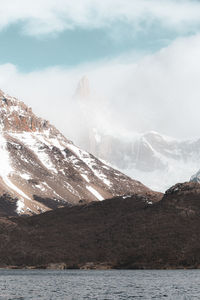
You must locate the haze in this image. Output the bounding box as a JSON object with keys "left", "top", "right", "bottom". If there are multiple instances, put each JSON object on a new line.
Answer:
{"left": 0, "top": 0, "right": 200, "bottom": 142}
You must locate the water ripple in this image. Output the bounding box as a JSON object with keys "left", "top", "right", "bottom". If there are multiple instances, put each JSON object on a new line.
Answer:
{"left": 0, "top": 269, "right": 199, "bottom": 299}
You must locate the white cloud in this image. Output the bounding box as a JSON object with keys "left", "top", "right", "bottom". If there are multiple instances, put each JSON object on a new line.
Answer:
{"left": 0, "top": 34, "right": 200, "bottom": 140}
{"left": 1, "top": 0, "right": 200, "bottom": 36}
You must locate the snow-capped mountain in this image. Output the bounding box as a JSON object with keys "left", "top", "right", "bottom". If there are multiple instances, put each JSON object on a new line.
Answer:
{"left": 72, "top": 77, "right": 200, "bottom": 192}
{"left": 0, "top": 89, "right": 155, "bottom": 216}
{"left": 79, "top": 128, "right": 200, "bottom": 192}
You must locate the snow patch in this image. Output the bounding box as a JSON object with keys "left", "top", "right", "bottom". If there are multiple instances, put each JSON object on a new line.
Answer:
{"left": 3, "top": 175, "right": 31, "bottom": 200}
{"left": 0, "top": 133, "right": 31, "bottom": 200}
{"left": 122, "top": 195, "right": 131, "bottom": 199}
{"left": 147, "top": 201, "right": 153, "bottom": 205}
{"left": 81, "top": 174, "right": 90, "bottom": 183}
{"left": 36, "top": 184, "right": 46, "bottom": 192}
{"left": 86, "top": 185, "right": 104, "bottom": 201}
{"left": 20, "top": 173, "right": 31, "bottom": 180}
{"left": 16, "top": 199, "right": 25, "bottom": 214}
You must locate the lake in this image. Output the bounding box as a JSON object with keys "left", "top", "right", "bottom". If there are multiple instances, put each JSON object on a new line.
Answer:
{"left": 0, "top": 269, "right": 199, "bottom": 299}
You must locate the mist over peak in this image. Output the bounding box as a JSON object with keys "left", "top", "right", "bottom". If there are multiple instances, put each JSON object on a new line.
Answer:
{"left": 0, "top": 32, "right": 200, "bottom": 193}
{"left": 75, "top": 76, "right": 90, "bottom": 99}
{"left": 67, "top": 76, "right": 200, "bottom": 192}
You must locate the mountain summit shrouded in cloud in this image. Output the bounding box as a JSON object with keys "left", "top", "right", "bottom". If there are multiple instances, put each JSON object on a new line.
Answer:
{"left": 72, "top": 78, "right": 200, "bottom": 192}
{"left": 0, "top": 0, "right": 200, "bottom": 192}
{"left": 1, "top": 34, "right": 200, "bottom": 141}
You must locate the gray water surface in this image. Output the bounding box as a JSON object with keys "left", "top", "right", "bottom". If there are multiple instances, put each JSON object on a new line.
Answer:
{"left": 0, "top": 269, "right": 199, "bottom": 299}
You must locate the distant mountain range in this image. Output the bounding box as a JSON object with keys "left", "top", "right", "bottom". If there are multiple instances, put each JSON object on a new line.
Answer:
{"left": 190, "top": 169, "right": 200, "bottom": 183}
{"left": 73, "top": 77, "right": 200, "bottom": 192}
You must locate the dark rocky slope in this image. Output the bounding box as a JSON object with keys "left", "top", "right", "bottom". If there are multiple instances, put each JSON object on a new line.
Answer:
{"left": 0, "top": 183, "right": 200, "bottom": 269}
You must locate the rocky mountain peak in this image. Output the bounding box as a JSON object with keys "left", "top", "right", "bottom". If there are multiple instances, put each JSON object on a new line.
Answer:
{"left": 0, "top": 90, "right": 52, "bottom": 133}
{"left": 75, "top": 76, "right": 90, "bottom": 99}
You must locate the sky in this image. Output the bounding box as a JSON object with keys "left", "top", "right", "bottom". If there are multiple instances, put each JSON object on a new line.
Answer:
{"left": 1, "top": 0, "right": 200, "bottom": 140}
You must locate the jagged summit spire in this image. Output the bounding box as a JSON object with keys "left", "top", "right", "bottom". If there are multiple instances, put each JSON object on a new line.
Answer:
{"left": 75, "top": 76, "right": 90, "bottom": 99}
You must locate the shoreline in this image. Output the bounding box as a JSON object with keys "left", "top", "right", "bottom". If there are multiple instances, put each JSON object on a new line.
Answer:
{"left": 0, "top": 263, "right": 199, "bottom": 270}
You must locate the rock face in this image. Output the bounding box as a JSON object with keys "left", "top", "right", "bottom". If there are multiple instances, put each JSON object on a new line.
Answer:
{"left": 75, "top": 76, "right": 90, "bottom": 99}
{"left": 0, "top": 90, "right": 156, "bottom": 216}
{"left": 0, "top": 183, "right": 200, "bottom": 269}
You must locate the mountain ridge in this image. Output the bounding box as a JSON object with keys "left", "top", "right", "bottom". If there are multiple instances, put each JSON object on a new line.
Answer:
{"left": 0, "top": 89, "right": 158, "bottom": 216}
